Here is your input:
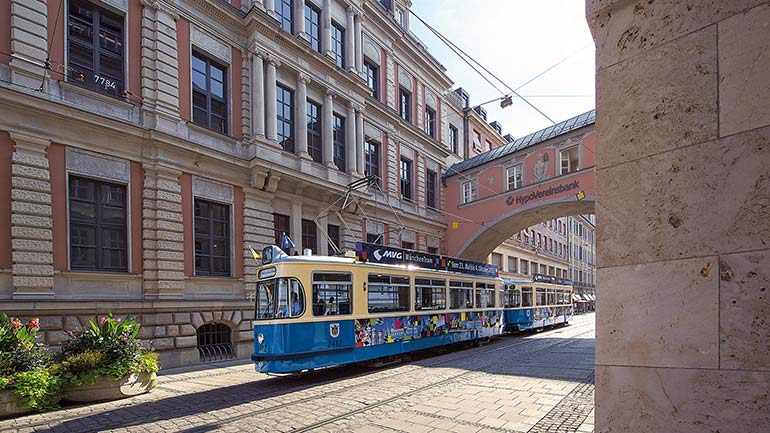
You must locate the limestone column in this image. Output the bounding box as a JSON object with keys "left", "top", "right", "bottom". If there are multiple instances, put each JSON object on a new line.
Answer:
{"left": 9, "top": 132, "right": 53, "bottom": 299}
{"left": 354, "top": 14, "right": 363, "bottom": 74}
{"left": 295, "top": 73, "right": 310, "bottom": 158}
{"left": 356, "top": 108, "right": 365, "bottom": 175}
{"left": 290, "top": 201, "right": 302, "bottom": 252}
{"left": 322, "top": 89, "right": 335, "bottom": 168}
{"left": 264, "top": 56, "right": 279, "bottom": 142}
{"left": 250, "top": 50, "right": 265, "bottom": 138}
{"left": 293, "top": 0, "right": 307, "bottom": 41}
{"left": 265, "top": 0, "right": 275, "bottom": 16}
{"left": 345, "top": 7, "right": 355, "bottom": 72}
{"left": 346, "top": 101, "right": 357, "bottom": 175}
{"left": 142, "top": 166, "right": 184, "bottom": 299}
{"left": 321, "top": 0, "right": 332, "bottom": 57}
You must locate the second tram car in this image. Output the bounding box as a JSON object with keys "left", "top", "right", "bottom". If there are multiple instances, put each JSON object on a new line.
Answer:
{"left": 252, "top": 243, "right": 503, "bottom": 373}
{"left": 501, "top": 276, "right": 574, "bottom": 332}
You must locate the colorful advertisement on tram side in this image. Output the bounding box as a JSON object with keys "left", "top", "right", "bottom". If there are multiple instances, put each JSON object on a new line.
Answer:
{"left": 530, "top": 306, "right": 573, "bottom": 327}
{"left": 354, "top": 311, "right": 503, "bottom": 347}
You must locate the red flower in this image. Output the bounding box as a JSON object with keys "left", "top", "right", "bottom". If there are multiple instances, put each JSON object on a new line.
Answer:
{"left": 10, "top": 319, "right": 23, "bottom": 330}
{"left": 98, "top": 317, "right": 109, "bottom": 325}
{"left": 28, "top": 318, "right": 40, "bottom": 330}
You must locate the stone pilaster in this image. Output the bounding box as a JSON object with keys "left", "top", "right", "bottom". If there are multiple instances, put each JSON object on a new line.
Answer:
{"left": 321, "top": 0, "right": 331, "bottom": 58}
{"left": 240, "top": 49, "right": 251, "bottom": 139}
{"left": 354, "top": 13, "right": 363, "bottom": 74}
{"left": 142, "top": 166, "right": 184, "bottom": 299}
{"left": 293, "top": 0, "right": 307, "bottom": 41}
{"left": 385, "top": 50, "right": 396, "bottom": 110}
{"left": 264, "top": 56, "right": 279, "bottom": 142}
{"left": 355, "top": 108, "right": 364, "bottom": 175}
{"left": 9, "top": 133, "right": 53, "bottom": 299}
{"left": 242, "top": 188, "right": 274, "bottom": 287}
{"left": 345, "top": 101, "right": 357, "bottom": 175}
{"left": 250, "top": 50, "right": 265, "bottom": 139}
{"left": 9, "top": 0, "right": 48, "bottom": 84}
{"left": 322, "top": 89, "right": 335, "bottom": 167}
{"left": 296, "top": 73, "right": 310, "bottom": 158}
{"left": 345, "top": 7, "right": 355, "bottom": 72}
{"left": 140, "top": 0, "right": 180, "bottom": 125}
{"left": 416, "top": 153, "right": 425, "bottom": 208}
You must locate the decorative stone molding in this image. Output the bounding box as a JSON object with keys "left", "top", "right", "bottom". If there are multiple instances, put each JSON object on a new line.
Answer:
{"left": 398, "top": 67, "right": 413, "bottom": 89}
{"left": 192, "top": 176, "right": 234, "bottom": 203}
{"left": 191, "top": 25, "right": 232, "bottom": 64}
{"left": 66, "top": 147, "right": 131, "bottom": 183}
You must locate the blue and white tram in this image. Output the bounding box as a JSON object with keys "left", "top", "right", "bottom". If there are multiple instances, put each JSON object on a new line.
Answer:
{"left": 252, "top": 244, "right": 504, "bottom": 373}
{"left": 501, "top": 275, "right": 574, "bottom": 332}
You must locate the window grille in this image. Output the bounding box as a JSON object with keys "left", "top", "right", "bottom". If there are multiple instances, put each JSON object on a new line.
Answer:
{"left": 197, "top": 323, "right": 234, "bottom": 362}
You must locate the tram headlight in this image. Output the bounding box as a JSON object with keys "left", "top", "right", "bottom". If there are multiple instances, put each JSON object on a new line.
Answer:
{"left": 257, "top": 333, "right": 264, "bottom": 344}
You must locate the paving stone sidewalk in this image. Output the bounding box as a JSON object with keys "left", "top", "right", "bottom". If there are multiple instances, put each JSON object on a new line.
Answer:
{"left": 0, "top": 313, "right": 595, "bottom": 433}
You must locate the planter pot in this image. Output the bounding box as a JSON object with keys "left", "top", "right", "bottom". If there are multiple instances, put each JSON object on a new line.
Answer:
{"left": 64, "top": 372, "right": 156, "bottom": 403}
{"left": 0, "top": 389, "right": 33, "bottom": 419}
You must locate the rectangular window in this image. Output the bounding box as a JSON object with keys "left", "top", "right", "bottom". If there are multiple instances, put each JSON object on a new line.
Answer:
{"left": 461, "top": 181, "right": 477, "bottom": 204}
{"left": 301, "top": 219, "right": 317, "bottom": 254}
{"left": 520, "top": 259, "right": 528, "bottom": 275}
{"left": 503, "top": 285, "right": 520, "bottom": 308}
{"left": 507, "top": 256, "right": 517, "bottom": 273}
{"left": 521, "top": 287, "right": 533, "bottom": 307}
{"left": 547, "top": 288, "right": 556, "bottom": 305}
{"left": 333, "top": 113, "right": 346, "bottom": 171}
{"left": 277, "top": 84, "right": 295, "bottom": 153}
{"left": 449, "top": 280, "right": 473, "bottom": 309}
{"left": 366, "top": 232, "right": 383, "bottom": 245}
{"left": 448, "top": 125, "right": 459, "bottom": 154}
{"left": 192, "top": 52, "right": 228, "bottom": 135}
{"left": 364, "top": 139, "right": 380, "bottom": 185}
{"left": 364, "top": 60, "right": 379, "bottom": 100}
{"left": 306, "top": 99, "right": 322, "bottom": 162}
{"left": 273, "top": 213, "right": 291, "bottom": 253}
{"left": 276, "top": 0, "right": 293, "bottom": 33}
{"left": 67, "top": 0, "right": 125, "bottom": 98}
{"left": 475, "top": 282, "right": 495, "bottom": 308}
{"left": 472, "top": 131, "right": 482, "bottom": 151}
{"left": 312, "top": 272, "right": 352, "bottom": 315}
{"left": 399, "top": 87, "right": 411, "bottom": 122}
{"left": 486, "top": 140, "right": 492, "bottom": 151}
{"left": 490, "top": 253, "right": 502, "bottom": 268}
{"left": 367, "top": 274, "right": 410, "bottom": 313}
{"left": 331, "top": 21, "right": 345, "bottom": 69}
{"left": 194, "top": 199, "right": 230, "bottom": 276}
{"left": 560, "top": 146, "right": 580, "bottom": 174}
{"left": 327, "top": 224, "right": 341, "bottom": 253}
{"left": 304, "top": 2, "right": 321, "bottom": 52}
{"left": 425, "top": 106, "right": 436, "bottom": 138}
{"left": 401, "top": 241, "right": 414, "bottom": 250}
{"left": 426, "top": 169, "right": 437, "bottom": 209}
{"left": 400, "top": 157, "right": 413, "bottom": 200}
{"left": 536, "top": 288, "right": 546, "bottom": 306}
{"left": 507, "top": 164, "right": 523, "bottom": 190}
{"left": 427, "top": 246, "right": 437, "bottom": 254}
{"left": 415, "top": 278, "right": 446, "bottom": 310}
{"left": 68, "top": 176, "right": 127, "bottom": 271}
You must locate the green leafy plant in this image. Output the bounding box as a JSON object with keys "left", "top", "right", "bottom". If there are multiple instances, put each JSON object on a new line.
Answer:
{"left": 58, "top": 314, "right": 160, "bottom": 386}
{"left": 11, "top": 369, "right": 63, "bottom": 412}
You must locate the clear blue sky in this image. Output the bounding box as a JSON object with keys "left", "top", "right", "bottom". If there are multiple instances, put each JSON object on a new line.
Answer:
{"left": 410, "top": 0, "right": 595, "bottom": 139}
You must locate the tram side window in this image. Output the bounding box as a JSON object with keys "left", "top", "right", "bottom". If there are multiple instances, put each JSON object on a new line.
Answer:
{"left": 368, "top": 274, "right": 410, "bottom": 313}
{"left": 256, "top": 277, "right": 305, "bottom": 319}
{"left": 312, "top": 272, "right": 352, "bottom": 316}
{"left": 547, "top": 289, "right": 556, "bottom": 306}
{"left": 475, "top": 282, "right": 495, "bottom": 308}
{"left": 521, "top": 287, "right": 533, "bottom": 307}
{"left": 415, "top": 278, "right": 446, "bottom": 310}
{"left": 536, "top": 288, "right": 546, "bottom": 306}
{"left": 449, "top": 280, "right": 474, "bottom": 309}
{"left": 503, "top": 285, "right": 521, "bottom": 308}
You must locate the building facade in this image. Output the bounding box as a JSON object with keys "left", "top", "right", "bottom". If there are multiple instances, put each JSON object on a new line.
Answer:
{"left": 0, "top": 0, "right": 470, "bottom": 367}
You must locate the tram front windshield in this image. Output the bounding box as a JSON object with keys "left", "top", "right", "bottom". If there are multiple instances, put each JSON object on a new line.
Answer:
{"left": 256, "top": 277, "right": 305, "bottom": 319}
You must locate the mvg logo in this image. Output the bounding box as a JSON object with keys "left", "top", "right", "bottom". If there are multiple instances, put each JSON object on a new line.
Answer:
{"left": 373, "top": 249, "right": 402, "bottom": 261}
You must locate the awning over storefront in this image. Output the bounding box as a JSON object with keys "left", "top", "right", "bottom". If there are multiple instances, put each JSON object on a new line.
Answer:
{"left": 572, "top": 294, "right": 581, "bottom": 302}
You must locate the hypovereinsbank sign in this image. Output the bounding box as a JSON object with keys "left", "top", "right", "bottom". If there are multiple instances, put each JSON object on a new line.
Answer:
{"left": 506, "top": 180, "right": 580, "bottom": 206}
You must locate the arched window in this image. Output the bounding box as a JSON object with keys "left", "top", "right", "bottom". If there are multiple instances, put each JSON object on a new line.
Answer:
{"left": 196, "top": 323, "right": 233, "bottom": 362}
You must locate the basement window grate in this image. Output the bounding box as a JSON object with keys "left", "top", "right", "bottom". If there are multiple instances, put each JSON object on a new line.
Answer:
{"left": 197, "top": 322, "right": 234, "bottom": 362}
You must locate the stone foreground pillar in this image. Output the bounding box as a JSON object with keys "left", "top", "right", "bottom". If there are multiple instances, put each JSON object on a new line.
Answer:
{"left": 264, "top": 57, "right": 279, "bottom": 142}
{"left": 251, "top": 51, "right": 265, "bottom": 138}
{"left": 587, "top": 1, "right": 770, "bottom": 432}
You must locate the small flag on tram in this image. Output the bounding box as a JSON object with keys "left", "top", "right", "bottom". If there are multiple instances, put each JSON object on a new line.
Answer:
{"left": 248, "top": 245, "right": 261, "bottom": 262}
{"left": 281, "top": 233, "right": 296, "bottom": 250}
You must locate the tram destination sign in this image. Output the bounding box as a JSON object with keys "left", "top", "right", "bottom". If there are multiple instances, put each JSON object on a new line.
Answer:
{"left": 533, "top": 273, "right": 572, "bottom": 286}
{"left": 355, "top": 242, "right": 498, "bottom": 278}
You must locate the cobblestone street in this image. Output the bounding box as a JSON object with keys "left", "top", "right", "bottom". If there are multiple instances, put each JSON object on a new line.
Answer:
{"left": 0, "top": 314, "right": 595, "bottom": 433}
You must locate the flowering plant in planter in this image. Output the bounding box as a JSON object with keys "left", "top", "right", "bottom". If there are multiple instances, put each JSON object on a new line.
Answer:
{"left": 56, "top": 314, "right": 159, "bottom": 388}
{"left": 0, "top": 314, "right": 63, "bottom": 413}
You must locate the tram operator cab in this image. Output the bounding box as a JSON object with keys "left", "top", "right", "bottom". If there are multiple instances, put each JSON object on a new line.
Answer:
{"left": 252, "top": 244, "right": 505, "bottom": 373}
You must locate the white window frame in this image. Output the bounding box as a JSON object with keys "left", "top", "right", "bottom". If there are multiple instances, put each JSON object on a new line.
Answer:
{"left": 506, "top": 164, "right": 523, "bottom": 191}
{"left": 560, "top": 145, "right": 579, "bottom": 175}
{"left": 461, "top": 181, "right": 477, "bottom": 204}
